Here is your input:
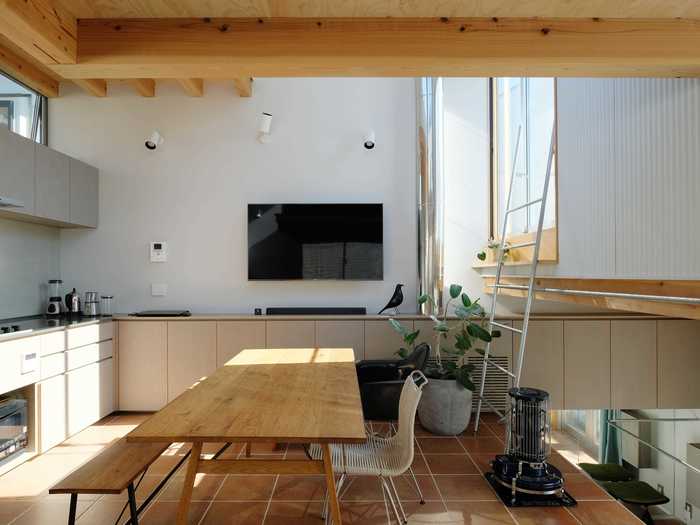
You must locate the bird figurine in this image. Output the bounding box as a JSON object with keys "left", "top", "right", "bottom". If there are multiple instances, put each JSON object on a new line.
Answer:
{"left": 378, "top": 284, "right": 404, "bottom": 315}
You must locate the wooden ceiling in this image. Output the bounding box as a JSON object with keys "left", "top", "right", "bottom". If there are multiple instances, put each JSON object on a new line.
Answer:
{"left": 2, "top": 0, "right": 700, "bottom": 99}
{"left": 59, "top": 0, "right": 700, "bottom": 20}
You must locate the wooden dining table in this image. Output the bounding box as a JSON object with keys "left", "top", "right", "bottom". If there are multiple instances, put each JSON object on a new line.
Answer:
{"left": 126, "top": 347, "right": 366, "bottom": 525}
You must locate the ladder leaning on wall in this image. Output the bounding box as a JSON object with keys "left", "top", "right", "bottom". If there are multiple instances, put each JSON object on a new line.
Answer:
{"left": 473, "top": 124, "right": 556, "bottom": 434}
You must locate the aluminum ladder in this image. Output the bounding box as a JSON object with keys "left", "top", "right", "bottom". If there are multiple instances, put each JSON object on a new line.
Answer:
{"left": 473, "top": 125, "right": 556, "bottom": 433}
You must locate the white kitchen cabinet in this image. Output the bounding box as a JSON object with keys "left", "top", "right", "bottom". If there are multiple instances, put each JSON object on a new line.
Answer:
{"left": 167, "top": 322, "right": 217, "bottom": 401}
{"left": 67, "top": 321, "right": 113, "bottom": 350}
{"left": 38, "top": 373, "right": 67, "bottom": 453}
{"left": 66, "top": 358, "right": 113, "bottom": 435}
{"left": 69, "top": 158, "right": 99, "bottom": 227}
{"left": 0, "top": 336, "right": 40, "bottom": 395}
{"left": 66, "top": 340, "right": 113, "bottom": 371}
{"left": 118, "top": 321, "right": 167, "bottom": 410}
{"left": 0, "top": 126, "right": 34, "bottom": 215}
{"left": 35, "top": 144, "right": 70, "bottom": 223}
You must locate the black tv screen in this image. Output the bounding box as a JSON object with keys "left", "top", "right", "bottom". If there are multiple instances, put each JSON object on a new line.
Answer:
{"left": 248, "top": 204, "right": 383, "bottom": 280}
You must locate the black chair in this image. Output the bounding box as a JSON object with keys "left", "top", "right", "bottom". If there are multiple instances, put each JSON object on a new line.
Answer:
{"left": 356, "top": 342, "right": 430, "bottom": 422}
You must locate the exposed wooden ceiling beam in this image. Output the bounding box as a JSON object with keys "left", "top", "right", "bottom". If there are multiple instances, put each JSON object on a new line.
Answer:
{"left": 128, "top": 78, "right": 155, "bottom": 97}
{"left": 0, "top": 38, "right": 59, "bottom": 96}
{"left": 233, "top": 77, "right": 252, "bottom": 97}
{"left": 176, "top": 78, "right": 203, "bottom": 97}
{"left": 0, "top": 0, "right": 77, "bottom": 64}
{"left": 49, "top": 17, "right": 700, "bottom": 78}
{"left": 73, "top": 78, "right": 106, "bottom": 97}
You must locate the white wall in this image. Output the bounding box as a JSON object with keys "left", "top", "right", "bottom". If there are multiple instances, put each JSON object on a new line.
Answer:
{"left": 50, "top": 78, "right": 418, "bottom": 314}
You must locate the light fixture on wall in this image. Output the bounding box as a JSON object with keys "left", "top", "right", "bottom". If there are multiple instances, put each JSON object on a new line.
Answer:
{"left": 257, "top": 112, "right": 272, "bottom": 143}
{"left": 145, "top": 131, "right": 164, "bottom": 151}
{"left": 363, "top": 130, "right": 376, "bottom": 150}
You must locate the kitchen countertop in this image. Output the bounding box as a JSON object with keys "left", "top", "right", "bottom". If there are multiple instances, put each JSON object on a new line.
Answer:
{"left": 0, "top": 315, "right": 112, "bottom": 343}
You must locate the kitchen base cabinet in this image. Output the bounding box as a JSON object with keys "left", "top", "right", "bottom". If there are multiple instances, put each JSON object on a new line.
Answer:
{"left": 658, "top": 320, "right": 700, "bottom": 408}
{"left": 514, "top": 321, "right": 564, "bottom": 410}
{"left": 611, "top": 320, "right": 657, "bottom": 409}
{"left": 564, "top": 321, "right": 611, "bottom": 409}
{"left": 118, "top": 321, "right": 167, "bottom": 411}
{"left": 266, "top": 320, "right": 316, "bottom": 348}
{"left": 38, "top": 374, "right": 67, "bottom": 453}
{"left": 167, "top": 322, "right": 216, "bottom": 402}
{"left": 66, "top": 359, "right": 114, "bottom": 436}
{"left": 316, "top": 320, "right": 365, "bottom": 361}
{"left": 365, "top": 320, "right": 408, "bottom": 360}
{"left": 217, "top": 321, "right": 266, "bottom": 367}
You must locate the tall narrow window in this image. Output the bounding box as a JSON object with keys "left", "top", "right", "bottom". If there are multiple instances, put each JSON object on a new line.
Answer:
{"left": 0, "top": 71, "right": 47, "bottom": 144}
{"left": 491, "top": 78, "right": 556, "bottom": 238}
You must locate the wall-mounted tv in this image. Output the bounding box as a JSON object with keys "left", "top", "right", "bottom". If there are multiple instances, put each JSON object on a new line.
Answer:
{"left": 248, "top": 203, "right": 383, "bottom": 280}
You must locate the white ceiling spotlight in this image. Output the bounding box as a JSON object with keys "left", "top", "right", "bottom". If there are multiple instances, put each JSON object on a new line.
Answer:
{"left": 257, "top": 112, "right": 272, "bottom": 143}
{"left": 145, "top": 130, "right": 164, "bottom": 151}
{"left": 363, "top": 130, "right": 376, "bottom": 150}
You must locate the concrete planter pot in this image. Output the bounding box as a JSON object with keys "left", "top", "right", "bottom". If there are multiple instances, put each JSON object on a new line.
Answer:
{"left": 417, "top": 378, "right": 473, "bottom": 436}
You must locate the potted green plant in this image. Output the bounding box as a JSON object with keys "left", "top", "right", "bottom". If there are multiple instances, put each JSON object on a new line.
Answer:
{"left": 389, "top": 284, "right": 500, "bottom": 435}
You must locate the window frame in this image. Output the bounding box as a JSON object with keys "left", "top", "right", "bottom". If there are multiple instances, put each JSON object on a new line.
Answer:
{"left": 488, "top": 77, "right": 559, "bottom": 264}
{"left": 0, "top": 71, "right": 48, "bottom": 145}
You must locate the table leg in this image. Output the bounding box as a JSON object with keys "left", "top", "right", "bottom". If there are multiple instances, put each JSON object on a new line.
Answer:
{"left": 321, "top": 444, "right": 342, "bottom": 525}
{"left": 67, "top": 493, "right": 77, "bottom": 525}
{"left": 176, "top": 442, "right": 202, "bottom": 525}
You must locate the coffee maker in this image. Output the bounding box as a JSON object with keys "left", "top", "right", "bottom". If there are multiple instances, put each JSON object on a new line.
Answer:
{"left": 46, "top": 279, "right": 63, "bottom": 317}
{"left": 65, "top": 288, "right": 81, "bottom": 317}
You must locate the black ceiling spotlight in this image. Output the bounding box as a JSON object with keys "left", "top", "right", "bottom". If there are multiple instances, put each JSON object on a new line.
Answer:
{"left": 485, "top": 387, "right": 577, "bottom": 507}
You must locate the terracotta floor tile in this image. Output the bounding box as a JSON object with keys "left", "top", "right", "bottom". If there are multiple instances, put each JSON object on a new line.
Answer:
{"left": 339, "top": 501, "right": 389, "bottom": 524}
{"left": 0, "top": 499, "right": 33, "bottom": 524}
{"left": 459, "top": 437, "right": 505, "bottom": 454}
{"left": 215, "top": 475, "right": 276, "bottom": 501}
{"left": 158, "top": 473, "right": 225, "bottom": 502}
{"left": 509, "top": 506, "right": 580, "bottom": 525}
{"left": 411, "top": 454, "right": 430, "bottom": 474}
{"left": 75, "top": 500, "right": 135, "bottom": 525}
{"left": 398, "top": 501, "right": 450, "bottom": 522}
{"left": 339, "top": 476, "right": 384, "bottom": 502}
{"left": 468, "top": 453, "right": 495, "bottom": 474}
{"left": 562, "top": 473, "right": 612, "bottom": 501}
{"left": 392, "top": 475, "right": 441, "bottom": 502}
{"left": 272, "top": 475, "right": 326, "bottom": 501}
{"left": 445, "top": 501, "right": 516, "bottom": 524}
{"left": 199, "top": 501, "right": 267, "bottom": 524}
{"left": 147, "top": 454, "right": 189, "bottom": 476}
{"left": 265, "top": 501, "right": 324, "bottom": 524}
{"left": 547, "top": 453, "right": 580, "bottom": 475}
{"left": 568, "top": 500, "right": 643, "bottom": 524}
{"left": 417, "top": 437, "right": 465, "bottom": 454}
{"left": 461, "top": 419, "right": 500, "bottom": 438}
{"left": 433, "top": 475, "right": 498, "bottom": 501}
{"left": 11, "top": 499, "right": 92, "bottom": 525}
{"left": 139, "top": 501, "right": 208, "bottom": 525}
{"left": 425, "top": 454, "right": 479, "bottom": 474}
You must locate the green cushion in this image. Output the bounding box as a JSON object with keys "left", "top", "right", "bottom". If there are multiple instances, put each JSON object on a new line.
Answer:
{"left": 578, "top": 463, "right": 633, "bottom": 482}
{"left": 602, "top": 481, "right": 670, "bottom": 506}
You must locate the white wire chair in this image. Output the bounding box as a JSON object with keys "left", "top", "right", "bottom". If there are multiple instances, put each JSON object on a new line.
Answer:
{"left": 311, "top": 370, "right": 428, "bottom": 525}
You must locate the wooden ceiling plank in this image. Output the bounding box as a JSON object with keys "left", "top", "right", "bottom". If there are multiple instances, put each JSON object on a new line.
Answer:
{"left": 0, "top": 39, "right": 59, "bottom": 96}
{"left": 176, "top": 78, "right": 203, "bottom": 97}
{"left": 233, "top": 77, "right": 252, "bottom": 97}
{"left": 73, "top": 78, "right": 107, "bottom": 97}
{"left": 128, "top": 78, "right": 155, "bottom": 97}
{"left": 0, "top": 0, "right": 77, "bottom": 64}
{"left": 52, "top": 17, "right": 700, "bottom": 78}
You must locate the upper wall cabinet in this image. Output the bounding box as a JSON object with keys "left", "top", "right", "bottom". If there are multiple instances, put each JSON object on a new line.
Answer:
{"left": 0, "top": 126, "right": 35, "bottom": 215}
{"left": 35, "top": 144, "right": 70, "bottom": 223}
{"left": 0, "top": 128, "right": 98, "bottom": 228}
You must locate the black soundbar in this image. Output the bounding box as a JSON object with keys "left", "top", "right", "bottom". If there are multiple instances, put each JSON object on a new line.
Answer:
{"left": 265, "top": 307, "right": 367, "bottom": 315}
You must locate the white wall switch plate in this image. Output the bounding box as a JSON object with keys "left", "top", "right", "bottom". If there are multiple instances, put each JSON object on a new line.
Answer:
{"left": 150, "top": 241, "right": 168, "bottom": 262}
{"left": 151, "top": 283, "right": 168, "bottom": 296}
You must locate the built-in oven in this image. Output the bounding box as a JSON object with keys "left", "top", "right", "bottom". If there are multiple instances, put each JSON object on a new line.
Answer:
{"left": 0, "top": 398, "right": 28, "bottom": 461}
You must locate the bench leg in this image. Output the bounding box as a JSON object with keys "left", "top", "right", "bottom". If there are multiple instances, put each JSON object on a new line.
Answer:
{"left": 127, "top": 482, "right": 139, "bottom": 525}
{"left": 67, "top": 494, "right": 77, "bottom": 525}
{"left": 176, "top": 442, "right": 202, "bottom": 525}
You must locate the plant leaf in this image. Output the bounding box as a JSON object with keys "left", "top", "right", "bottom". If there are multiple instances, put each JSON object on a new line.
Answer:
{"left": 389, "top": 318, "right": 408, "bottom": 336}
{"left": 456, "top": 366, "right": 476, "bottom": 391}
{"left": 405, "top": 330, "right": 420, "bottom": 346}
{"left": 461, "top": 293, "right": 472, "bottom": 307}
{"left": 434, "top": 321, "right": 450, "bottom": 333}
{"left": 417, "top": 294, "right": 429, "bottom": 305}
{"left": 477, "top": 251, "right": 486, "bottom": 261}
{"left": 467, "top": 322, "right": 492, "bottom": 342}
{"left": 395, "top": 347, "right": 410, "bottom": 359}
{"left": 449, "top": 284, "right": 463, "bottom": 299}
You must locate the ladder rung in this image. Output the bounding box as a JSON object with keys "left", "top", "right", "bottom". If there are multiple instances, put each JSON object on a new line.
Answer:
{"left": 492, "top": 283, "right": 528, "bottom": 291}
{"left": 507, "top": 240, "right": 536, "bottom": 250}
{"left": 474, "top": 395, "right": 505, "bottom": 419}
{"left": 489, "top": 321, "right": 523, "bottom": 334}
{"left": 484, "top": 358, "right": 516, "bottom": 378}
{"left": 505, "top": 198, "right": 543, "bottom": 215}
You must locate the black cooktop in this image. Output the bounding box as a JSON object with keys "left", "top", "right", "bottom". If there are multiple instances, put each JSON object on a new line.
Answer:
{"left": 131, "top": 310, "right": 192, "bottom": 317}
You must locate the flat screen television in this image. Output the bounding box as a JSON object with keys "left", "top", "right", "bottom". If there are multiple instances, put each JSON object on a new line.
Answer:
{"left": 248, "top": 203, "right": 383, "bottom": 280}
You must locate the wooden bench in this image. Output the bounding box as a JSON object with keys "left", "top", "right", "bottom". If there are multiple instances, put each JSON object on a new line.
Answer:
{"left": 49, "top": 438, "right": 180, "bottom": 525}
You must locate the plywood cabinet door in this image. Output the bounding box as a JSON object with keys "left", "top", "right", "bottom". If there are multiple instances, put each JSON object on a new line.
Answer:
{"left": 35, "top": 144, "right": 70, "bottom": 222}
{"left": 66, "top": 361, "right": 102, "bottom": 435}
{"left": 611, "top": 321, "right": 657, "bottom": 409}
{"left": 217, "top": 321, "right": 266, "bottom": 367}
{"left": 564, "top": 320, "right": 611, "bottom": 409}
{"left": 514, "top": 321, "right": 564, "bottom": 409}
{"left": 167, "top": 322, "right": 217, "bottom": 401}
{"left": 658, "top": 320, "right": 700, "bottom": 408}
{"left": 118, "top": 321, "right": 167, "bottom": 411}
{"left": 316, "top": 321, "right": 365, "bottom": 361}
{"left": 0, "top": 126, "right": 34, "bottom": 215}
{"left": 69, "top": 158, "right": 98, "bottom": 227}
{"left": 38, "top": 373, "right": 67, "bottom": 453}
{"left": 266, "top": 321, "right": 316, "bottom": 348}
{"left": 365, "top": 320, "right": 410, "bottom": 360}
{"left": 99, "top": 358, "right": 114, "bottom": 419}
